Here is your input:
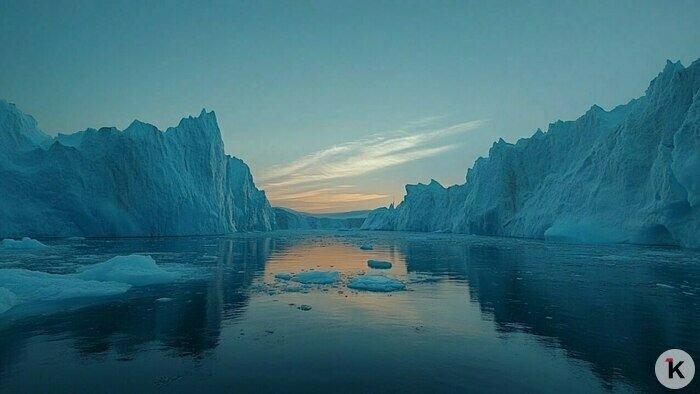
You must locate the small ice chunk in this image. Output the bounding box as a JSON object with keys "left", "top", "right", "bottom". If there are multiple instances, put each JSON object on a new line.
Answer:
{"left": 367, "top": 260, "right": 392, "bottom": 269}
{"left": 348, "top": 275, "right": 405, "bottom": 292}
{"left": 360, "top": 243, "right": 373, "bottom": 250}
{"left": 1, "top": 237, "right": 49, "bottom": 250}
{"left": 75, "top": 255, "right": 178, "bottom": 286}
{"left": 292, "top": 271, "right": 340, "bottom": 284}
{"left": 298, "top": 304, "right": 312, "bottom": 311}
{"left": 156, "top": 297, "right": 173, "bottom": 302}
{"left": 275, "top": 273, "right": 293, "bottom": 280}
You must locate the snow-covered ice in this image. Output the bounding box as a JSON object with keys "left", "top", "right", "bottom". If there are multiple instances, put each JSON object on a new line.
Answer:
{"left": 367, "top": 260, "right": 392, "bottom": 269}
{"left": 291, "top": 271, "right": 340, "bottom": 284}
{"left": 348, "top": 275, "right": 405, "bottom": 292}
{"left": 1, "top": 237, "right": 49, "bottom": 250}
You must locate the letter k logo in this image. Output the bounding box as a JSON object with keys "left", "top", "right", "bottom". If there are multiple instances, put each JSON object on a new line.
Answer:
{"left": 667, "top": 358, "right": 685, "bottom": 379}
{"left": 656, "top": 350, "right": 695, "bottom": 389}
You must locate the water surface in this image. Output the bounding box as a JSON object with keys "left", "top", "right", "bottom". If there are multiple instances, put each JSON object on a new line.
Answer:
{"left": 1, "top": 231, "right": 698, "bottom": 393}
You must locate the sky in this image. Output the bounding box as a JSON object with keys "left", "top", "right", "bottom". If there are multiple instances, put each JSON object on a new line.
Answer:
{"left": 1, "top": 0, "right": 700, "bottom": 213}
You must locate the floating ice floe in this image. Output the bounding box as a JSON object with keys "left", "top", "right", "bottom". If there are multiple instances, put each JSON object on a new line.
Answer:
{"left": 291, "top": 271, "right": 340, "bottom": 284}
{"left": 367, "top": 260, "right": 392, "bottom": 269}
{"left": 348, "top": 275, "right": 405, "bottom": 292}
{"left": 360, "top": 243, "right": 373, "bottom": 250}
{"left": 0, "top": 269, "right": 131, "bottom": 315}
{"left": 0, "top": 254, "right": 185, "bottom": 315}
{"left": 1, "top": 237, "right": 49, "bottom": 250}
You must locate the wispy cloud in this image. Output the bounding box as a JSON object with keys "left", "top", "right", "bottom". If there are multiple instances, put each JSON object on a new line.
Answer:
{"left": 258, "top": 117, "right": 486, "bottom": 212}
{"left": 260, "top": 119, "right": 486, "bottom": 187}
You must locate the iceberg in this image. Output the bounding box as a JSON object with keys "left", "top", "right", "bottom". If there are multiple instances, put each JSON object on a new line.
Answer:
{"left": 362, "top": 59, "right": 700, "bottom": 248}
{"left": 291, "top": 271, "right": 340, "bottom": 284}
{"left": 74, "top": 255, "right": 178, "bottom": 286}
{"left": 348, "top": 275, "right": 405, "bottom": 292}
{"left": 1, "top": 237, "right": 49, "bottom": 250}
{"left": 367, "top": 260, "right": 392, "bottom": 269}
{"left": 0, "top": 101, "right": 274, "bottom": 237}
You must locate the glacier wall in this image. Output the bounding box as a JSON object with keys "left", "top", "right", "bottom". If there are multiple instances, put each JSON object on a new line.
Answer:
{"left": 363, "top": 59, "right": 700, "bottom": 248}
{"left": 0, "top": 102, "right": 274, "bottom": 237}
{"left": 273, "top": 207, "right": 366, "bottom": 230}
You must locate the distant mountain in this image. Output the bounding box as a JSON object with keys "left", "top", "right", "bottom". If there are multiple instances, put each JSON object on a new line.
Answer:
{"left": 273, "top": 207, "right": 367, "bottom": 230}
{"left": 0, "top": 101, "right": 274, "bottom": 237}
{"left": 363, "top": 59, "right": 700, "bottom": 248}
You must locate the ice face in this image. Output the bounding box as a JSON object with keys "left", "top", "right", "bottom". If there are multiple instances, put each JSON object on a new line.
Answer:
{"left": 0, "top": 101, "right": 275, "bottom": 238}
{"left": 362, "top": 59, "right": 700, "bottom": 248}
{"left": 348, "top": 275, "right": 405, "bottom": 292}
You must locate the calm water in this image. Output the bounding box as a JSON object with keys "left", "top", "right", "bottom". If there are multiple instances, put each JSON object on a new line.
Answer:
{"left": 1, "top": 231, "right": 699, "bottom": 393}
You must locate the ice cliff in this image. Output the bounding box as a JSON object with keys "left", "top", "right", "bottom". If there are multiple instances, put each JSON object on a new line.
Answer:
{"left": 363, "top": 59, "right": 700, "bottom": 248}
{"left": 0, "top": 101, "right": 274, "bottom": 237}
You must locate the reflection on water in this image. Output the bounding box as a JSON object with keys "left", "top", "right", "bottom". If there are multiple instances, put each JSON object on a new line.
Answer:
{"left": 0, "top": 231, "right": 699, "bottom": 393}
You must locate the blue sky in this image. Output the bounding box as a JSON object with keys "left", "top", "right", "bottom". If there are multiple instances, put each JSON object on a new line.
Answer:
{"left": 2, "top": 0, "right": 699, "bottom": 212}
